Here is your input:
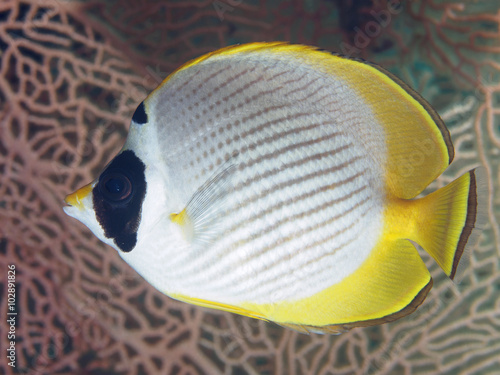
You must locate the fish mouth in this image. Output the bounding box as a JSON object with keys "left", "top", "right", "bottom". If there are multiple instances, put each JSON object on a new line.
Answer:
{"left": 64, "top": 182, "right": 94, "bottom": 210}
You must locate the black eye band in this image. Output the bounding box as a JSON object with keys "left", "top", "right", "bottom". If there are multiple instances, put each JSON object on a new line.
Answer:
{"left": 93, "top": 150, "right": 147, "bottom": 253}
{"left": 98, "top": 170, "right": 133, "bottom": 204}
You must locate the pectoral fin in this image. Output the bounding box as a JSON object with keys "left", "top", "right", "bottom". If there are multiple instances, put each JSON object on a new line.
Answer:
{"left": 170, "top": 165, "right": 236, "bottom": 245}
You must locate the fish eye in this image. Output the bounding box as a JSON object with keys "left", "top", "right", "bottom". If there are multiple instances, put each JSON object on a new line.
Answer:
{"left": 99, "top": 171, "right": 133, "bottom": 203}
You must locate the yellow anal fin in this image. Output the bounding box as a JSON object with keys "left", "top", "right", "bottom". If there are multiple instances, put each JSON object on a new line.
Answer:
{"left": 241, "top": 239, "right": 432, "bottom": 330}
{"left": 170, "top": 293, "right": 268, "bottom": 321}
{"left": 277, "top": 322, "right": 349, "bottom": 335}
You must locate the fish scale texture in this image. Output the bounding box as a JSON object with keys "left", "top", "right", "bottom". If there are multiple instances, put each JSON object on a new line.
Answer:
{"left": 0, "top": 1, "right": 499, "bottom": 375}
{"left": 140, "top": 55, "right": 385, "bottom": 305}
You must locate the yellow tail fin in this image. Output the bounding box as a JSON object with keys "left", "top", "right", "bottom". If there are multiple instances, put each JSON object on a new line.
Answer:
{"left": 412, "top": 167, "right": 487, "bottom": 280}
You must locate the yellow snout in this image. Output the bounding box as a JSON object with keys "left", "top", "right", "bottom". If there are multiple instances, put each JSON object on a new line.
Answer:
{"left": 64, "top": 182, "right": 93, "bottom": 210}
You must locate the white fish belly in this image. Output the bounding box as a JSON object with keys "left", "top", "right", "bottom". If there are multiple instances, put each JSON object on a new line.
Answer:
{"left": 152, "top": 56, "right": 387, "bottom": 304}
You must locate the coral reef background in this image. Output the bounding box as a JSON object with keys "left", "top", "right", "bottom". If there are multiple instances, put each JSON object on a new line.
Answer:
{"left": 0, "top": 0, "right": 499, "bottom": 374}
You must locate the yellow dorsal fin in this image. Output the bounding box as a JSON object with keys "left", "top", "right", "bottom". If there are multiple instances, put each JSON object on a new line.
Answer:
{"left": 151, "top": 42, "right": 289, "bottom": 93}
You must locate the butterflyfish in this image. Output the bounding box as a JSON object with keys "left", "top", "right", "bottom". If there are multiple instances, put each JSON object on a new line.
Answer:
{"left": 64, "top": 42, "right": 486, "bottom": 334}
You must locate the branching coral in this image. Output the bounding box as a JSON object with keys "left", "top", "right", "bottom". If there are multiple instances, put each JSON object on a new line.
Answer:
{"left": 0, "top": 0, "right": 498, "bottom": 374}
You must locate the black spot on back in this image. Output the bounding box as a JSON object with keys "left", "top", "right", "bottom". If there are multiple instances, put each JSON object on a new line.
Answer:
{"left": 93, "top": 150, "right": 146, "bottom": 252}
{"left": 132, "top": 101, "right": 148, "bottom": 125}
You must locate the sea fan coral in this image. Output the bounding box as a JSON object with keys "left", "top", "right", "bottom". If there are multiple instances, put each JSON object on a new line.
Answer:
{"left": 0, "top": 1, "right": 498, "bottom": 374}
